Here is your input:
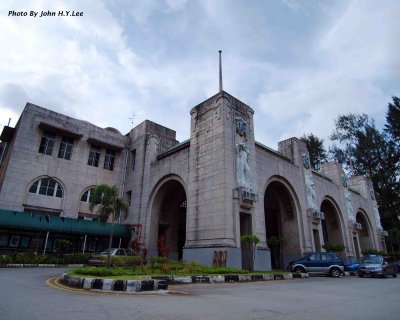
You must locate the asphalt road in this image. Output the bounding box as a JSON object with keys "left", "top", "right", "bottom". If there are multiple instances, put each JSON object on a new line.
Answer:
{"left": 0, "top": 268, "right": 399, "bottom": 320}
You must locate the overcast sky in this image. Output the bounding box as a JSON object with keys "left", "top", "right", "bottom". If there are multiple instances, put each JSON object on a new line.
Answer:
{"left": 0, "top": 0, "right": 399, "bottom": 149}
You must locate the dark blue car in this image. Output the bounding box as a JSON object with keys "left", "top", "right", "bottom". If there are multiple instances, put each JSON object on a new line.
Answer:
{"left": 288, "top": 252, "right": 344, "bottom": 277}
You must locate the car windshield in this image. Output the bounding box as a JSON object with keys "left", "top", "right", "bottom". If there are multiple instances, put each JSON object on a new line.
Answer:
{"left": 361, "top": 256, "right": 383, "bottom": 264}
{"left": 100, "top": 249, "right": 115, "bottom": 255}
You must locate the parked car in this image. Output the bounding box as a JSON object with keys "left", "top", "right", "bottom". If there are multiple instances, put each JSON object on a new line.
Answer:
{"left": 343, "top": 256, "right": 360, "bottom": 272}
{"left": 357, "top": 255, "right": 397, "bottom": 278}
{"left": 88, "top": 248, "right": 134, "bottom": 266}
{"left": 288, "top": 252, "right": 344, "bottom": 277}
{"left": 99, "top": 248, "right": 135, "bottom": 256}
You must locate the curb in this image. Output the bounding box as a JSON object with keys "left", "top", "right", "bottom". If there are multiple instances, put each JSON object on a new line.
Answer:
{"left": 61, "top": 273, "right": 168, "bottom": 293}
{"left": 61, "top": 272, "right": 308, "bottom": 293}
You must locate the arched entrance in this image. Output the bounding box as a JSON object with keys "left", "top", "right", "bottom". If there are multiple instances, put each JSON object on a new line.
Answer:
{"left": 356, "top": 211, "right": 374, "bottom": 254}
{"left": 320, "top": 199, "right": 345, "bottom": 251}
{"left": 148, "top": 178, "right": 187, "bottom": 260}
{"left": 264, "top": 179, "right": 300, "bottom": 270}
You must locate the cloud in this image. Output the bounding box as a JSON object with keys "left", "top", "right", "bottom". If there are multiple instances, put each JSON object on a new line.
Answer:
{"left": 254, "top": 0, "right": 399, "bottom": 147}
{"left": 0, "top": 0, "right": 398, "bottom": 148}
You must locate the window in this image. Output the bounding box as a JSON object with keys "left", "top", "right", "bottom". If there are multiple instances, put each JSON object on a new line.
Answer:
{"left": 29, "top": 178, "right": 63, "bottom": 198}
{"left": 126, "top": 190, "right": 132, "bottom": 206}
{"left": 308, "top": 254, "right": 319, "bottom": 261}
{"left": 58, "top": 136, "right": 74, "bottom": 160}
{"left": 38, "top": 131, "right": 56, "bottom": 155}
{"left": 88, "top": 145, "right": 100, "bottom": 167}
{"left": 104, "top": 149, "right": 115, "bottom": 171}
{"left": 81, "top": 189, "right": 93, "bottom": 203}
{"left": 321, "top": 254, "right": 332, "bottom": 261}
{"left": 131, "top": 149, "right": 136, "bottom": 170}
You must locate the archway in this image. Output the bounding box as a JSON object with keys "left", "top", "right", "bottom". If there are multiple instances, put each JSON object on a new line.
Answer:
{"left": 148, "top": 178, "right": 187, "bottom": 260}
{"left": 356, "top": 211, "right": 374, "bottom": 254}
{"left": 320, "top": 199, "right": 345, "bottom": 252}
{"left": 264, "top": 179, "right": 300, "bottom": 270}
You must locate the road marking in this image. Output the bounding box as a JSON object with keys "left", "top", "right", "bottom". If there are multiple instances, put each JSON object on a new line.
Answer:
{"left": 46, "top": 277, "right": 112, "bottom": 295}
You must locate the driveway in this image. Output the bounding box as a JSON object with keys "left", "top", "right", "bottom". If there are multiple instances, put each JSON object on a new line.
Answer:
{"left": 0, "top": 268, "right": 399, "bottom": 320}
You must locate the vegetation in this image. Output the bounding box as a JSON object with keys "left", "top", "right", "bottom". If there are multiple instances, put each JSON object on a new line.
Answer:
{"left": 322, "top": 243, "right": 345, "bottom": 252}
{"left": 0, "top": 252, "right": 92, "bottom": 265}
{"left": 361, "top": 248, "right": 388, "bottom": 256}
{"left": 267, "top": 236, "right": 281, "bottom": 247}
{"left": 300, "top": 133, "right": 328, "bottom": 169}
{"left": 70, "top": 259, "right": 251, "bottom": 278}
{"left": 89, "top": 184, "right": 129, "bottom": 266}
{"left": 240, "top": 234, "right": 260, "bottom": 271}
{"left": 68, "top": 258, "right": 291, "bottom": 279}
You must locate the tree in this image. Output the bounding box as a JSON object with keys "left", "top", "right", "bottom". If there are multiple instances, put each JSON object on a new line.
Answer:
{"left": 89, "top": 184, "right": 129, "bottom": 266}
{"left": 329, "top": 110, "right": 400, "bottom": 245}
{"left": 300, "top": 134, "right": 328, "bottom": 169}
{"left": 385, "top": 96, "right": 400, "bottom": 143}
{"left": 329, "top": 113, "right": 371, "bottom": 174}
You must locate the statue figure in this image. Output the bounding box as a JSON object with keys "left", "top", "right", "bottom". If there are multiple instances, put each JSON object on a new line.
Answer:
{"left": 236, "top": 143, "right": 251, "bottom": 189}
{"left": 345, "top": 191, "right": 356, "bottom": 223}
{"left": 305, "top": 174, "right": 317, "bottom": 211}
{"left": 373, "top": 203, "right": 383, "bottom": 230}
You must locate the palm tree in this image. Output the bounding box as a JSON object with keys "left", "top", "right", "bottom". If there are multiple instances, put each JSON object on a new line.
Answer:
{"left": 89, "top": 184, "right": 129, "bottom": 266}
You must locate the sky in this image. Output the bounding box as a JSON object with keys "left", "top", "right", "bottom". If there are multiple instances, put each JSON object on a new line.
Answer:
{"left": 0, "top": 0, "right": 399, "bottom": 149}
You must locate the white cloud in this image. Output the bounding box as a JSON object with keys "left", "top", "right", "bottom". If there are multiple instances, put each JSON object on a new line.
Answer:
{"left": 0, "top": 0, "right": 398, "bottom": 148}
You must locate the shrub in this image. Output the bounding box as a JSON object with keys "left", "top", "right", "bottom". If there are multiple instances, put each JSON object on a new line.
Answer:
{"left": 111, "top": 256, "right": 142, "bottom": 267}
{"left": 322, "top": 243, "right": 345, "bottom": 252}
{"left": 361, "top": 248, "right": 387, "bottom": 256}
{"left": 73, "top": 267, "right": 117, "bottom": 277}
{"left": 0, "top": 255, "right": 13, "bottom": 264}
{"left": 240, "top": 235, "right": 260, "bottom": 244}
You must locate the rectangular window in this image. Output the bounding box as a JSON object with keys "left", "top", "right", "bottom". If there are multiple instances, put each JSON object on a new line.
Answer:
{"left": 38, "top": 131, "right": 56, "bottom": 155}
{"left": 58, "top": 136, "right": 74, "bottom": 160}
{"left": 131, "top": 149, "right": 136, "bottom": 170}
{"left": 104, "top": 149, "right": 115, "bottom": 171}
{"left": 88, "top": 145, "right": 101, "bottom": 167}
{"left": 126, "top": 190, "right": 132, "bottom": 206}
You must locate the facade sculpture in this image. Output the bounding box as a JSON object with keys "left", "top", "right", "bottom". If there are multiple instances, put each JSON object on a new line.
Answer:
{"left": 345, "top": 191, "right": 356, "bottom": 224}
{"left": 236, "top": 143, "right": 251, "bottom": 189}
{"left": 305, "top": 174, "right": 317, "bottom": 211}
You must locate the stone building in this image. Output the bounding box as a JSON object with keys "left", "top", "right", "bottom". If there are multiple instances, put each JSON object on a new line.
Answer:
{"left": 0, "top": 89, "right": 387, "bottom": 269}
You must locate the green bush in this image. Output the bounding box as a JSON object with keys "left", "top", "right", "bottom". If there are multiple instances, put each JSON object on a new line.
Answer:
{"left": 322, "top": 243, "right": 345, "bottom": 252}
{"left": 73, "top": 267, "right": 119, "bottom": 277}
{"left": 111, "top": 256, "right": 142, "bottom": 267}
{"left": 240, "top": 234, "right": 260, "bottom": 244}
{"left": 11, "top": 252, "right": 92, "bottom": 264}
{"left": 0, "top": 255, "right": 13, "bottom": 264}
{"left": 361, "top": 248, "right": 387, "bottom": 256}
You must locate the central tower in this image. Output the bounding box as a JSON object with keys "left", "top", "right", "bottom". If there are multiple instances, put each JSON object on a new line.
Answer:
{"left": 183, "top": 89, "right": 266, "bottom": 269}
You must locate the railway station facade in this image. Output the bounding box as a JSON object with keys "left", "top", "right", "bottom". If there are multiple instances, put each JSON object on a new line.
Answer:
{"left": 0, "top": 90, "right": 387, "bottom": 270}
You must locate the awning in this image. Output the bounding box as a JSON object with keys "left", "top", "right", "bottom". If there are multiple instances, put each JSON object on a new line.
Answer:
{"left": 0, "top": 209, "right": 130, "bottom": 238}
{"left": 87, "top": 138, "right": 124, "bottom": 152}
{"left": 39, "top": 122, "right": 83, "bottom": 140}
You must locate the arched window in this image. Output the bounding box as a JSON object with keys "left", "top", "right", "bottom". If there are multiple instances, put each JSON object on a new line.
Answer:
{"left": 29, "top": 178, "right": 63, "bottom": 198}
{"left": 81, "top": 188, "right": 93, "bottom": 203}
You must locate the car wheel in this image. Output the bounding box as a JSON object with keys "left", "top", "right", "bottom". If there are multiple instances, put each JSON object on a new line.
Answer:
{"left": 358, "top": 273, "right": 364, "bottom": 278}
{"left": 393, "top": 271, "right": 397, "bottom": 278}
{"left": 330, "top": 267, "right": 341, "bottom": 278}
{"left": 294, "top": 266, "right": 305, "bottom": 273}
{"left": 382, "top": 270, "right": 387, "bottom": 278}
